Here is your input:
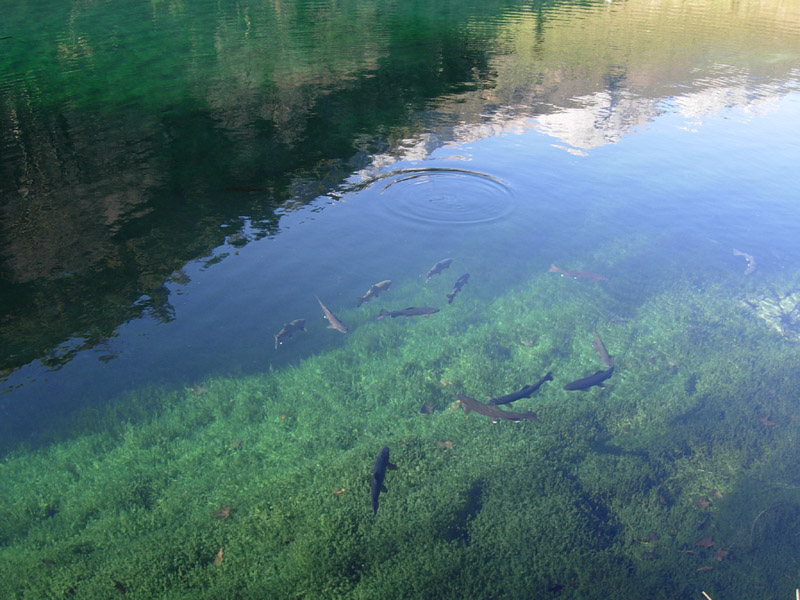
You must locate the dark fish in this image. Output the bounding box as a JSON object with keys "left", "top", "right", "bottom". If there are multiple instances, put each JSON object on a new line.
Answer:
{"left": 563, "top": 365, "right": 614, "bottom": 390}
{"left": 563, "top": 322, "right": 615, "bottom": 389}
{"left": 488, "top": 371, "right": 553, "bottom": 405}
{"left": 446, "top": 273, "right": 470, "bottom": 304}
{"left": 549, "top": 263, "right": 608, "bottom": 281}
{"left": 426, "top": 258, "right": 454, "bottom": 282}
{"left": 371, "top": 446, "right": 397, "bottom": 515}
{"left": 315, "top": 296, "right": 348, "bottom": 334}
{"left": 274, "top": 319, "right": 305, "bottom": 349}
{"left": 592, "top": 323, "right": 614, "bottom": 368}
{"left": 357, "top": 280, "right": 391, "bottom": 307}
{"left": 114, "top": 581, "right": 127, "bottom": 595}
{"left": 377, "top": 307, "right": 439, "bottom": 320}
{"left": 457, "top": 395, "right": 541, "bottom": 423}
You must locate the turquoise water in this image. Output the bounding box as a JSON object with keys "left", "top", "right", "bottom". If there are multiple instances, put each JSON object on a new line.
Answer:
{"left": 2, "top": 0, "right": 800, "bottom": 597}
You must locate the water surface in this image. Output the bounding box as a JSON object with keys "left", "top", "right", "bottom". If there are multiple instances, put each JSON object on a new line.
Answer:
{"left": 1, "top": 0, "right": 800, "bottom": 597}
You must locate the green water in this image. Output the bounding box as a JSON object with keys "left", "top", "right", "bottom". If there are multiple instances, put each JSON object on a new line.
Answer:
{"left": 3, "top": 271, "right": 800, "bottom": 598}
{"left": 2, "top": 0, "right": 800, "bottom": 597}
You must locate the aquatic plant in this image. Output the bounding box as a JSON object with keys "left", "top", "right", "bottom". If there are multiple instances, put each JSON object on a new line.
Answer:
{"left": 2, "top": 257, "right": 800, "bottom": 599}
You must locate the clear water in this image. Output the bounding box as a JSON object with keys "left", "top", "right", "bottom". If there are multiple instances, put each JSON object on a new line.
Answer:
{"left": 3, "top": 0, "right": 798, "bottom": 436}
{"left": 2, "top": 0, "right": 800, "bottom": 596}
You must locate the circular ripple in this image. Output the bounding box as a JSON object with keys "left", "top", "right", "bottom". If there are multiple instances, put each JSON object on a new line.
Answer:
{"left": 369, "top": 168, "right": 515, "bottom": 225}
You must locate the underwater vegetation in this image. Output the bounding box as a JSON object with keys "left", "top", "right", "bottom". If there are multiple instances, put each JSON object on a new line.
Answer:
{"left": 1, "top": 254, "right": 800, "bottom": 599}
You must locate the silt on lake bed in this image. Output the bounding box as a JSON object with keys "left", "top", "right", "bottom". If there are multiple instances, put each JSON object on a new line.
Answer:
{"left": 1, "top": 0, "right": 800, "bottom": 598}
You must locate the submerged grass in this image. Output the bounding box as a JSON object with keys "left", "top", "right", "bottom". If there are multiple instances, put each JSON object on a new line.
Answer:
{"left": 2, "top": 261, "right": 800, "bottom": 599}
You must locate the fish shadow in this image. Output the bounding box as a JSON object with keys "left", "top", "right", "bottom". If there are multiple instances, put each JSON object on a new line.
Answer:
{"left": 442, "top": 480, "right": 485, "bottom": 544}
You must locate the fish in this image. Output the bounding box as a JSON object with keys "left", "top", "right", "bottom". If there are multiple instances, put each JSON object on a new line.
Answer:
{"left": 371, "top": 446, "right": 397, "bottom": 515}
{"left": 695, "top": 536, "right": 714, "bottom": 549}
{"left": 563, "top": 365, "right": 614, "bottom": 391}
{"left": 446, "top": 273, "right": 470, "bottom": 304}
{"left": 426, "top": 258, "right": 454, "bottom": 282}
{"left": 563, "top": 323, "right": 615, "bottom": 389}
{"left": 315, "top": 296, "right": 348, "bottom": 334}
{"left": 592, "top": 322, "right": 614, "bottom": 368}
{"left": 274, "top": 319, "right": 306, "bottom": 349}
{"left": 488, "top": 371, "right": 553, "bottom": 406}
{"left": 549, "top": 263, "right": 608, "bottom": 281}
{"left": 357, "top": 280, "right": 392, "bottom": 307}
{"left": 457, "top": 394, "right": 541, "bottom": 423}
{"left": 732, "top": 248, "right": 757, "bottom": 275}
{"left": 377, "top": 307, "right": 440, "bottom": 320}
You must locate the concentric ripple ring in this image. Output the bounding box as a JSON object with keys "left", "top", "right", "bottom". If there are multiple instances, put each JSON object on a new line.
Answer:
{"left": 364, "top": 167, "right": 515, "bottom": 225}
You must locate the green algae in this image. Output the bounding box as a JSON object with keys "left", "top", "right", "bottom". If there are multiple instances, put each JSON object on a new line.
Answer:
{"left": 2, "top": 262, "right": 800, "bottom": 599}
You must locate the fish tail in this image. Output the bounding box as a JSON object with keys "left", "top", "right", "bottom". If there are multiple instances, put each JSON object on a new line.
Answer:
{"left": 446, "top": 292, "right": 455, "bottom": 304}
{"left": 544, "top": 371, "right": 553, "bottom": 381}
{"left": 274, "top": 335, "right": 279, "bottom": 350}
{"left": 377, "top": 309, "right": 389, "bottom": 320}
{"left": 357, "top": 297, "right": 364, "bottom": 307}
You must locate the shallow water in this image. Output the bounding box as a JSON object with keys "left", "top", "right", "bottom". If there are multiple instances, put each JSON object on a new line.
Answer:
{"left": 2, "top": 0, "right": 798, "bottom": 438}
{"left": 2, "top": 0, "right": 800, "bottom": 596}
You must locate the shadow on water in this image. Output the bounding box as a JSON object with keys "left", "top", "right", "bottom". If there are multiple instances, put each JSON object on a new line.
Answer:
{"left": 443, "top": 480, "right": 486, "bottom": 544}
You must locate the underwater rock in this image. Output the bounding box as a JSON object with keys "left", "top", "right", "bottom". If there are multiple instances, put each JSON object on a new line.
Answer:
{"left": 741, "top": 288, "right": 800, "bottom": 342}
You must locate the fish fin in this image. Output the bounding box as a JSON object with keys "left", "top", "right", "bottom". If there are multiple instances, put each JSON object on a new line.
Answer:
{"left": 387, "top": 462, "right": 397, "bottom": 470}
{"left": 381, "top": 485, "right": 388, "bottom": 493}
